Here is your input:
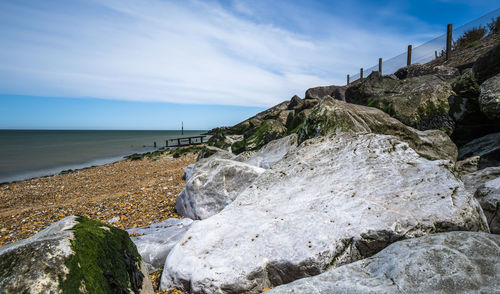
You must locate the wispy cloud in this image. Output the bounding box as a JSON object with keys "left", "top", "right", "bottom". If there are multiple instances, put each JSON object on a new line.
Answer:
{"left": 0, "top": 0, "right": 469, "bottom": 107}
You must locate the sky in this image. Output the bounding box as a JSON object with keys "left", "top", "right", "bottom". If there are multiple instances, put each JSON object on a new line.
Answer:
{"left": 0, "top": 0, "right": 498, "bottom": 130}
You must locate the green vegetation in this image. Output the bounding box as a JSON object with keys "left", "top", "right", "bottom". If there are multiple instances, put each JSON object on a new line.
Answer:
{"left": 453, "top": 26, "right": 486, "bottom": 49}
{"left": 487, "top": 16, "right": 500, "bottom": 35}
{"left": 61, "top": 217, "right": 143, "bottom": 294}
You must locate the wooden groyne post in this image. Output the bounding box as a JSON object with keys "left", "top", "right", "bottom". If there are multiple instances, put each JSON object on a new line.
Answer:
{"left": 446, "top": 24, "right": 452, "bottom": 60}
{"left": 407, "top": 45, "right": 412, "bottom": 66}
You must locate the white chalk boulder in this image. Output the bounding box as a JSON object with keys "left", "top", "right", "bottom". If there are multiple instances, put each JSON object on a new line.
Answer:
{"left": 127, "top": 218, "right": 195, "bottom": 272}
{"left": 161, "top": 133, "right": 487, "bottom": 293}
{"left": 176, "top": 158, "right": 265, "bottom": 220}
{"left": 267, "top": 232, "right": 500, "bottom": 293}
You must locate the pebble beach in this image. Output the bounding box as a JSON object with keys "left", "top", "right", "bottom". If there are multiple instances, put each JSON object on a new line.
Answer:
{"left": 0, "top": 152, "right": 196, "bottom": 293}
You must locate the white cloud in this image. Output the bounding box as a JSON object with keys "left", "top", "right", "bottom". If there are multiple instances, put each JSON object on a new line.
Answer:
{"left": 0, "top": 0, "right": 441, "bottom": 107}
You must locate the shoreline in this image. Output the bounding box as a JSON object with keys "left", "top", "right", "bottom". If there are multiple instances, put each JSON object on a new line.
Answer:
{"left": 0, "top": 151, "right": 197, "bottom": 247}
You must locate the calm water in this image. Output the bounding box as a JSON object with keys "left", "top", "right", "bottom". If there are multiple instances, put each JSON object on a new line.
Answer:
{"left": 0, "top": 130, "right": 206, "bottom": 183}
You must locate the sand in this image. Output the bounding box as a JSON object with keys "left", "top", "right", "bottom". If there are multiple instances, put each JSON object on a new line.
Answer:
{"left": 0, "top": 153, "right": 196, "bottom": 293}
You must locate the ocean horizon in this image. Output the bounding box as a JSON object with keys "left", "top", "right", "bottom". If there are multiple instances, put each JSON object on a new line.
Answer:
{"left": 0, "top": 129, "right": 207, "bottom": 183}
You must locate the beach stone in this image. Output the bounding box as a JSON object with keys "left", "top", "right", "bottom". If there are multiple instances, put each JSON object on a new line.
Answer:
{"left": 161, "top": 133, "right": 487, "bottom": 293}
{"left": 127, "top": 218, "right": 195, "bottom": 272}
{"left": 241, "top": 134, "right": 298, "bottom": 169}
{"left": 0, "top": 216, "right": 153, "bottom": 294}
{"left": 345, "top": 72, "right": 455, "bottom": 133}
{"left": 475, "top": 177, "right": 500, "bottom": 234}
{"left": 267, "top": 232, "right": 500, "bottom": 293}
{"left": 176, "top": 158, "right": 265, "bottom": 220}
{"left": 458, "top": 132, "right": 500, "bottom": 169}
{"left": 297, "top": 96, "right": 457, "bottom": 162}
{"left": 394, "top": 63, "right": 459, "bottom": 80}
{"left": 478, "top": 74, "right": 500, "bottom": 120}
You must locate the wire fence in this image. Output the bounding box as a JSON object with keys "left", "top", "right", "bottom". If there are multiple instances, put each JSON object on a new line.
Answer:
{"left": 348, "top": 8, "right": 500, "bottom": 82}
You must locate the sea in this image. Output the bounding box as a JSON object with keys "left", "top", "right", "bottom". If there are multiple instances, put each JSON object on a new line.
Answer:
{"left": 0, "top": 130, "right": 207, "bottom": 184}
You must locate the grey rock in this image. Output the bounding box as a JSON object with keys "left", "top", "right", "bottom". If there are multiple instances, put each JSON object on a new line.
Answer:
{"left": 161, "top": 133, "right": 487, "bottom": 293}
{"left": 473, "top": 43, "right": 500, "bottom": 84}
{"left": 345, "top": 72, "right": 455, "bottom": 132}
{"left": 267, "top": 232, "right": 500, "bottom": 294}
{"left": 297, "top": 96, "right": 457, "bottom": 162}
{"left": 455, "top": 156, "right": 480, "bottom": 176}
{"left": 458, "top": 132, "right": 500, "bottom": 169}
{"left": 176, "top": 158, "right": 265, "bottom": 220}
{"left": 0, "top": 216, "right": 153, "bottom": 294}
{"left": 478, "top": 74, "right": 500, "bottom": 120}
{"left": 127, "top": 218, "right": 195, "bottom": 272}
{"left": 395, "top": 63, "right": 459, "bottom": 80}
{"left": 243, "top": 134, "right": 298, "bottom": 169}
{"left": 475, "top": 177, "right": 500, "bottom": 234}
{"left": 462, "top": 166, "right": 500, "bottom": 192}
{"left": 452, "top": 68, "right": 480, "bottom": 99}
{"left": 305, "top": 85, "right": 347, "bottom": 101}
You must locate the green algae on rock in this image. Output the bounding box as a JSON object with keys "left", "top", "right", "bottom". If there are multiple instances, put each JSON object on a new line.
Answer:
{"left": 0, "top": 215, "right": 153, "bottom": 294}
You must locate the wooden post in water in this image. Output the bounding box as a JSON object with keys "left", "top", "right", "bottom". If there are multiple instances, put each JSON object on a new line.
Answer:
{"left": 378, "top": 58, "right": 382, "bottom": 74}
{"left": 177, "top": 138, "right": 181, "bottom": 146}
{"left": 446, "top": 24, "right": 452, "bottom": 60}
{"left": 347, "top": 74, "right": 350, "bottom": 85}
{"left": 154, "top": 141, "right": 157, "bottom": 148}
{"left": 407, "top": 45, "right": 412, "bottom": 66}
{"left": 181, "top": 121, "right": 184, "bottom": 135}
{"left": 166, "top": 140, "right": 168, "bottom": 147}
{"left": 360, "top": 68, "right": 364, "bottom": 81}
{"left": 188, "top": 137, "right": 192, "bottom": 145}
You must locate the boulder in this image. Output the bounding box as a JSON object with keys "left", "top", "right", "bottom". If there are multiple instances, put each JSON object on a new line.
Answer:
{"left": 345, "top": 72, "right": 455, "bottom": 133}
{"left": 451, "top": 68, "right": 480, "bottom": 98}
{"left": 267, "top": 232, "right": 500, "bottom": 293}
{"left": 394, "top": 63, "right": 459, "bottom": 80}
{"left": 287, "top": 95, "right": 303, "bottom": 110}
{"left": 231, "top": 119, "right": 287, "bottom": 154}
{"left": 176, "top": 158, "right": 265, "bottom": 220}
{"left": 161, "top": 133, "right": 486, "bottom": 293}
{"left": 127, "top": 218, "right": 195, "bottom": 272}
{"left": 305, "top": 85, "right": 347, "bottom": 101}
{"left": 475, "top": 177, "right": 500, "bottom": 234}
{"left": 473, "top": 43, "right": 500, "bottom": 84}
{"left": 478, "top": 74, "right": 500, "bottom": 120}
{"left": 196, "top": 146, "right": 232, "bottom": 161}
{"left": 297, "top": 96, "right": 457, "bottom": 162}
{"left": 458, "top": 132, "right": 500, "bottom": 169}
{"left": 242, "top": 134, "right": 298, "bottom": 169}
{"left": 462, "top": 166, "right": 500, "bottom": 192}
{"left": 455, "top": 156, "right": 480, "bottom": 176}
{"left": 0, "top": 216, "right": 153, "bottom": 294}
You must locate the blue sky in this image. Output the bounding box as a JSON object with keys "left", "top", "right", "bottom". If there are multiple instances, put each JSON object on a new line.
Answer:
{"left": 0, "top": 0, "right": 498, "bottom": 130}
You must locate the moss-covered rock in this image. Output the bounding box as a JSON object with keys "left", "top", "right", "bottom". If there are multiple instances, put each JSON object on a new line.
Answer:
{"left": 345, "top": 72, "right": 456, "bottom": 133}
{"left": 297, "top": 96, "right": 457, "bottom": 162}
{"left": 0, "top": 216, "right": 153, "bottom": 294}
{"left": 231, "top": 119, "right": 287, "bottom": 154}
{"left": 473, "top": 43, "right": 500, "bottom": 84}
{"left": 452, "top": 68, "right": 480, "bottom": 98}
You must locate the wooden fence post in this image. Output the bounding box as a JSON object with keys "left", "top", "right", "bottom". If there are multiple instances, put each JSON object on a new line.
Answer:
{"left": 378, "top": 58, "right": 382, "bottom": 74}
{"left": 435, "top": 50, "right": 438, "bottom": 59}
{"left": 347, "top": 74, "right": 350, "bottom": 85}
{"left": 407, "top": 45, "right": 412, "bottom": 66}
{"left": 446, "top": 24, "right": 452, "bottom": 60}
{"left": 360, "top": 68, "right": 364, "bottom": 81}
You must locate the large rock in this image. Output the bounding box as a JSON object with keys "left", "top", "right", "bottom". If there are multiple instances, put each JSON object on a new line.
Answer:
{"left": 458, "top": 132, "right": 500, "bottom": 169}
{"left": 161, "top": 133, "right": 486, "bottom": 293}
{"left": 127, "top": 218, "right": 195, "bottom": 272}
{"left": 479, "top": 74, "right": 500, "bottom": 120}
{"left": 176, "top": 158, "right": 265, "bottom": 220}
{"left": 267, "top": 232, "right": 500, "bottom": 293}
{"left": 242, "top": 134, "right": 298, "bottom": 169}
{"left": 475, "top": 177, "right": 500, "bottom": 234}
{"left": 394, "top": 63, "right": 459, "bottom": 80}
{"left": 473, "top": 43, "right": 500, "bottom": 84}
{"left": 231, "top": 119, "right": 288, "bottom": 154}
{"left": 305, "top": 85, "right": 347, "bottom": 101}
{"left": 0, "top": 216, "right": 153, "bottom": 294}
{"left": 345, "top": 72, "right": 455, "bottom": 133}
{"left": 297, "top": 96, "right": 457, "bottom": 162}
{"left": 462, "top": 166, "right": 500, "bottom": 192}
